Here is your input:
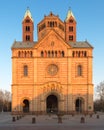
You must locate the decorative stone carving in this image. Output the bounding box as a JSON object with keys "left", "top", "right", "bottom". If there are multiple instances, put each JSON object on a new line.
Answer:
{"left": 43, "top": 82, "right": 63, "bottom": 93}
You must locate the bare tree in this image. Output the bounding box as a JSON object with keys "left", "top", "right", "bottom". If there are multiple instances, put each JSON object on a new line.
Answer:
{"left": 0, "top": 89, "right": 11, "bottom": 112}
{"left": 97, "top": 81, "right": 104, "bottom": 99}
{"left": 96, "top": 81, "right": 104, "bottom": 111}
{"left": 3, "top": 90, "right": 11, "bottom": 111}
{"left": 0, "top": 89, "right": 4, "bottom": 112}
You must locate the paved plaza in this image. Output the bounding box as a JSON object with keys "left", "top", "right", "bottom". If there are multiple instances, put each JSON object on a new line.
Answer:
{"left": 0, "top": 112, "right": 104, "bottom": 130}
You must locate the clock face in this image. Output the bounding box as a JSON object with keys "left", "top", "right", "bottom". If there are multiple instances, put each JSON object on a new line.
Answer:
{"left": 47, "top": 64, "right": 58, "bottom": 76}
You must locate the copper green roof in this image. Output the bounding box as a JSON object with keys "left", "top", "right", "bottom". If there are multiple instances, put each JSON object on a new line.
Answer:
{"left": 65, "top": 9, "right": 76, "bottom": 22}
{"left": 23, "top": 8, "right": 34, "bottom": 22}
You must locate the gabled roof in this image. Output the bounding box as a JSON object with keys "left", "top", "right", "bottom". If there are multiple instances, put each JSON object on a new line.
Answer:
{"left": 34, "top": 29, "right": 71, "bottom": 49}
{"left": 11, "top": 39, "right": 93, "bottom": 50}
{"left": 65, "top": 9, "right": 76, "bottom": 22}
{"left": 23, "top": 8, "right": 34, "bottom": 22}
{"left": 11, "top": 41, "right": 36, "bottom": 49}
{"left": 68, "top": 41, "right": 93, "bottom": 48}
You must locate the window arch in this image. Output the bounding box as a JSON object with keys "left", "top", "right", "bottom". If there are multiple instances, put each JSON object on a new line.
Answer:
{"left": 77, "top": 65, "right": 82, "bottom": 76}
{"left": 84, "top": 51, "right": 87, "bottom": 57}
{"left": 69, "top": 26, "right": 73, "bottom": 32}
{"left": 26, "top": 35, "right": 30, "bottom": 41}
{"left": 26, "top": 26, "right": 30, "bottom": 31}
{"left": 72, "top": 51, "right": 75, "bottom": 57}
{"left": 62, "top": 51, "right": 64, "bottom": 57}
{"left": 24, "top": 65, "right": 28, "bottom": 76}
{"left": 55, "top": 51, "right": 57, "bottom": 57}
{"left": 48, "top": 51, "right": 50, "bottom": 57}
{"left": 18, "top": 51, "right": 21, "bottom": 57}
{"left": 30, "top": 51, "right": 33, "bottom": 57}
{"left": 41, "top": 51, "right": 44, "bottom": 57}
{"left": 52, "top": 51, "right": 54, "bottom": 57}
{"left": 25, "top": 19, "right": 30, "bottom": 23}
{"left": 69, "top": 35, "right": 73, "bottom": 41}
{"left": 40, "top": 50, "right": 65, "bottom": 58}
{"left": 24, "top": 51, "right": 26, "bottom": 57}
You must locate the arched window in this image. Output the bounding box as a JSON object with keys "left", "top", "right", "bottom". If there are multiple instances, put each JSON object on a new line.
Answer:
{"left": 41, "top": 51, "right": 44, "bottom": 57}
{"left": 78, "top": 65, "right": 82, "bottom": 76}
{"left": 50, "top": 22, "right": 53, "bottom": 27}
{"left": 52, "top": 51, "right": 54, "bottom": 57}
{"left": 24, "top": 65, "right": 28, "bottom": 76}
{"left": 55, "top": 51, "right": 57, "bottom": 57}
{"left": 26, "top": 26, "right": 30, "bottom": 31}
{"left": 69, "top": 26, "right": 73, "bottom": 32}
{"left": 18, "top": 51, "right": 21, "bottom": 57}
{"left": 84, "top": 51, "right": 87, "bottom": 57}
{"left": 48, "top": 51, "right": 50, "bottom": 57}
{"left": 62, "top": 51, "right": 64, "bottom": 57}
{"left": 72, "top": 51, "right": 75, "bottom": 57}
{"left": 69, "top": 35, "right": 73, "bottom": 41}
{"left": 22, "top": 51, "right": 24, "bottom": 57}
{"left": 30, "top": 51, "right": 33, "bottom": 57}
{"left": 48, "top": 21, "right": 50, "bottom": 27}
{"left": 25, "top": 19, "right": 30, "bottom": 23}
{"left": 27, "top": 51, "right": 29, "bottom": 57}
{"left": 78, "top": 51, "right": 80, "bottom": 57}
{"left": 26, "top": 35, "right": 30, "bottom": 41}
{"left": 69, "top": 19, "right": 73, "bottom": 23}
{"left": 24, "top": 51, "right": 26, "bottom": 57}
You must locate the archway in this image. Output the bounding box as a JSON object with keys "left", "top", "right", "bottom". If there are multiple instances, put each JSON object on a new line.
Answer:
{"left": 23, "top": 99, "right": 29, "bottom": 113}
{"left": 75, "top": 98, "right": 83, "bottom": 113}
{"left": 46, "top": 95, "right": 58, "bottom": 113}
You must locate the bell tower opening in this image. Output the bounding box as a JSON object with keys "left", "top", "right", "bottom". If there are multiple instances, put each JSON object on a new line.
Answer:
{"left": 46, "top": 95, "right": 58, "bottom": 113}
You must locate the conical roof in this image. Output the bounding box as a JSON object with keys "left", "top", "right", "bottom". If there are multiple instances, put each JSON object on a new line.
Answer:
{"left": 23, "top": 7, "right": 33, "bottom": 22}
{"left": 65, "top": 9, "right": 76, "bottom": 22}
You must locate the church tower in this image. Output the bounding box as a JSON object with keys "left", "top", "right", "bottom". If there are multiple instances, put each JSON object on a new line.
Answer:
{"left": 22, "top": 8, "right": 34, "bottom": 42}
{"left": 65, "top": 9, "right": 76, "bottom": 42}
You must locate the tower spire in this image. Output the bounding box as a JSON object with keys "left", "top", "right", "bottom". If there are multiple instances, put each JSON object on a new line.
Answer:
{"left": 65, "top": 8, "right": 76, "bottom": 22}
{"left": 22, "top": 8, "right": 34, "bottom": 42}
{"left": 23, "top": 7, "right": 33, "bottom": 22}
{"left": 65, "top": 8, "right": 76, "bottom": 42}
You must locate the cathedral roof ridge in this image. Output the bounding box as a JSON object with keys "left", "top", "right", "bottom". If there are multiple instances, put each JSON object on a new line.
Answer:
{"left": 11, "top": 41, "right": 37, "bottom": 49}
{"left": 68, "top": 41, "right": 93, "bottom": 48}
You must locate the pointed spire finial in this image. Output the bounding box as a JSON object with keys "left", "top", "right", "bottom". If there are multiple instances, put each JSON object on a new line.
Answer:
{"left": 69, "top": 6, "right": 71, "bottom": 10}
{"left": 27, "top": 6, "right": 29, "bottom": 10}
{"left": 23, "top": 7, "right": 34, "bottom": 22}
{"left": 65, "top": 8, "right": 76, "bottom": 22}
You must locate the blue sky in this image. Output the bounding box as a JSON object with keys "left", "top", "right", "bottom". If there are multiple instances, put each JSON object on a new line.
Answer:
{"left": 0, "top": 0, "right": 104, "bottom": 97}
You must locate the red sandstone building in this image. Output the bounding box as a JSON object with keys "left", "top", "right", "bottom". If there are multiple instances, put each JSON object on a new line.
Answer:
{"left": 11, "top": 8, "right": 93, "bottom": 114}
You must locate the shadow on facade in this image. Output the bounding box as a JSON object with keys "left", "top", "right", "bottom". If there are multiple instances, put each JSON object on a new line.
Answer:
{"left": 12, "top": 93, "right": 93, "bottom": 115}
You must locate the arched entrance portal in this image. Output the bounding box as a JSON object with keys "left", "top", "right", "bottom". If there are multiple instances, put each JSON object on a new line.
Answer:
{"left": 75, "top": 98, "right": 83, "bottom": 113}
{"left": 23, "top": 99, "right": 29, "bottom": 113}
{"left": 46, "top": 95, "right": 58, "bottom": 113}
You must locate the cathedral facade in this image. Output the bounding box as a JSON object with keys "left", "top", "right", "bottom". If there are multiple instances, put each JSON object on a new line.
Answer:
{"left": 11, "top": 9, "right": 93, "bottom": 114}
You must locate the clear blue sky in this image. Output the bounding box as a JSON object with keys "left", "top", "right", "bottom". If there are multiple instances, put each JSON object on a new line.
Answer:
{"left": 0, "top": 0, "right": 104, "bottom": 96}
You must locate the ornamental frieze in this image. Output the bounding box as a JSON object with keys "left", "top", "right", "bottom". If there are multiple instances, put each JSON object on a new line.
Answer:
{"left": 42, "top": 83, "right": 63, "bottom": 93}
